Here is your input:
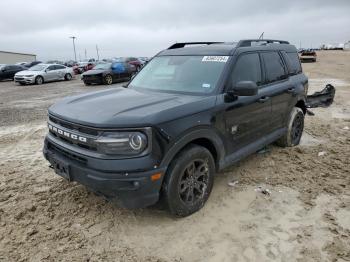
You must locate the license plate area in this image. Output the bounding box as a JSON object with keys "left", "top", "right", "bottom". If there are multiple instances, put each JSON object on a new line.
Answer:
{"left": 50, "top": 155, "right": 71, "bottom": 181}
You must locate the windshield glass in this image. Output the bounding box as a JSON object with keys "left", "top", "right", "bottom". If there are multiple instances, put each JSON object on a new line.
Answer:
{"left": 0, "top": 65, "right": 5, "bottom": 70}
{"left": 93, "top": 63, "right": 111, "bottom": 70}
{"left": 28, "top": 64, "right": 46, "bottom": 71}
{"left": 129, "top": 56, "right": 228, "bottom": 94}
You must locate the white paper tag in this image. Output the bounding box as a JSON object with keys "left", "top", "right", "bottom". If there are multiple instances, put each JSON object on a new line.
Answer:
{"left": 202, "top": 83, "right": 211, "bottom": 89}
{"left": 202, "top": 56, "right": 229, "bottom": 63}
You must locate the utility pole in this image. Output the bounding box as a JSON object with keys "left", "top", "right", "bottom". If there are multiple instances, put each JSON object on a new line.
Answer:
{"left": 69, "top": 36, "right": 77, "bottom": 61}
{"left": 96, "top": 45, "right": 100, "bottom": 61}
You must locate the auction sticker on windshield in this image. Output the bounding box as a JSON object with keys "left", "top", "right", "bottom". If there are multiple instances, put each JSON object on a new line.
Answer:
{"left": 202, "top": 56, "right": 229, "bottom": 63}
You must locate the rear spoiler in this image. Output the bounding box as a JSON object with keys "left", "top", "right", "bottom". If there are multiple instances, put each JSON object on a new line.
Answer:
{"left": 306, "top": 84, "right": 335, "bottom": 108}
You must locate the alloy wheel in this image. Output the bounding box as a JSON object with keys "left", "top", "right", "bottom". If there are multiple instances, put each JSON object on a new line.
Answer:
{"left": 291, "top": 113, "right": 303, "bottom": 144}
{"left": 178, "top": 159, "right": 209, "bottom": 205}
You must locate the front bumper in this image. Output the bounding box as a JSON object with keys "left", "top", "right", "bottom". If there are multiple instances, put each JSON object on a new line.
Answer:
{"left": 43, "top": 136, "right": 166, "bottom": 209}
{"left": 14, "top": 76, "right": 35, "bottom": 84}
{"left": 82, "top": 75, "right": 103, "bottom": 84}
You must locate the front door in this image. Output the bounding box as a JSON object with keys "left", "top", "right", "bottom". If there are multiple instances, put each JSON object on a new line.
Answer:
{"left": 44, "top": 65, "right": 57, "bottom": 81}
{"left": 223, "top": 52, "right": 272, "bottom": 154}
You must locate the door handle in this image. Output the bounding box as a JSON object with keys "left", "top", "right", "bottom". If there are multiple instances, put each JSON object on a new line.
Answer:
{"left": 287, "top": 87, "right": 296, "bottom": 93}
{"left": 258, "top": 96, "right": 270, "bottom": 103}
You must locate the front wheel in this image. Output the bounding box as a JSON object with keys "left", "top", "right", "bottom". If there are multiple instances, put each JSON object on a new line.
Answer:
{"left": 162, "top": 145, "right": 215, "bottom": 217}
{"left": 35, "top": 76, "right": 43, "bottom": 85}
{"left": 103, "top": 74, "right": 113, "bottom": 85}
{"left": 276, "top": 107, "right": 304, "bottom": 147}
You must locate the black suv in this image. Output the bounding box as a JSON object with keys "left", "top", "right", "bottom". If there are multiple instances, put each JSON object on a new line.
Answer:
{"left": 43, "top": 40, "right": 308, "bottom": 216}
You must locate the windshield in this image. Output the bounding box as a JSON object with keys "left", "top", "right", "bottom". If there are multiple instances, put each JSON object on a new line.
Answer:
{"left": 28, "top": 64, "right": 46, "bottom": 71}
{"left": 129, "top": 56, "right": 228, "bottom": 94}
{"left": 93, "top": 63, "right": 111, "bottom": 70}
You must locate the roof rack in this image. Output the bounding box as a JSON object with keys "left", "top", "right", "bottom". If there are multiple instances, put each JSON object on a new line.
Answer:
{"left": 167, "top": 42, "right": 223, "bottom": 49}
{"left": 237, "top": 39, "right": 289, "bottom": 47}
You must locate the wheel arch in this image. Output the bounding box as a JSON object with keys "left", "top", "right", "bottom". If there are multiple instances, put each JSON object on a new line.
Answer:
{"left": 160, "top": 128, "right": 225, "bottom": 172}
{"left": 295, "top": 99, "right": 307, "bottom": 115}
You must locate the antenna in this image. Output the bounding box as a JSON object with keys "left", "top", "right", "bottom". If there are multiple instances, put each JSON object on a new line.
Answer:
{"left": 258, "top": 32, "right": 264, "bottom": 40}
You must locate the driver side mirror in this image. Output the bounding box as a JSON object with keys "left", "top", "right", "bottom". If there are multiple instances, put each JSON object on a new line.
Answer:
{"left": 230, "top": 81, "right": 258, "bottom": 96}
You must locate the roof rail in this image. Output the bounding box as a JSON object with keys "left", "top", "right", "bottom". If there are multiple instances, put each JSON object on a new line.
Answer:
{"left": 167, "top": 42, "right": 223, "bottom": 49}
{"left": 237, "top": 39, "right": 290, "bottom": 47}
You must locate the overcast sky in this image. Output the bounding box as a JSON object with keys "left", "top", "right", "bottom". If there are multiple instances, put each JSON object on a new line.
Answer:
{"left": 1, "top": 0, "right": 349, "bottom": 61}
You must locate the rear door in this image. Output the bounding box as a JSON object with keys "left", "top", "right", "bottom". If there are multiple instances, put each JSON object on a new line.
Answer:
{"left": 54, "top": 65, "right": 67, "bottom": 80}
{"left": 44, "top": 65, "right": 57, "bottom": 81}
{"left": 260, "top": 51, "right": 293, "bottom": 130}
{"left": 223, "top": 52, "right": 272, "bottom": 153}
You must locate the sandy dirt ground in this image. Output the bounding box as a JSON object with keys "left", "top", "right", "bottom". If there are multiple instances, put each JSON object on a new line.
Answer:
{"left": 0, "top": 51, "right": 349, "bottom": 262}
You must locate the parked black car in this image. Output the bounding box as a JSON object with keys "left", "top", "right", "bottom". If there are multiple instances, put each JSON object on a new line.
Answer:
{"left": 23, "top": 61, "right": 42, "bottom": 68}
{"left": 81, "top": 62, "right": 136, "bottom": 85}
{"left": 44, "top": 39, "right": 310, "bottom": 217}
{"left": 0, "top": 64, "right": 26, "bottom": 80}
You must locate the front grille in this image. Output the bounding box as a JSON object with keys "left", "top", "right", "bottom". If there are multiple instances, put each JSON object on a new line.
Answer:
{"left": 48, "top": 115, "right": 100, "bottom": 151}
{"left": 15, "top": 77, "right": 24, "bottom": 80}
{"left": 49, "top": 116, "right": 99, "bottom": 136}
{"left": 83, "top": 75, "right": 100, "bottom": 81}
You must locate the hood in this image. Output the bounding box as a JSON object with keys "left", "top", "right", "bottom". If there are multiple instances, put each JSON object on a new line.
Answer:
{"left": 82, "top": 69, "right": 107, "bottom": 76}
{"left": 49, "top": 88, "right": 216, "bottom": 128}
{"left": 15, "top": 70, "right": 41, "bottom": 76}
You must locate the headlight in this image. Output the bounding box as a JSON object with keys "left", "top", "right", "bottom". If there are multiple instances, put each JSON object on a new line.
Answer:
{"left": 24, "top": 75, "right": 34, "bottom": 77}
{"left": 94, "top": 131, "right": 149, "bottom": 155}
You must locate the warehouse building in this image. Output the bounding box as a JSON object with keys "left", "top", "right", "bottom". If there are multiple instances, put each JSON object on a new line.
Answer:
{"left": 0, "top": 50, "right": 37, "bottom": 64}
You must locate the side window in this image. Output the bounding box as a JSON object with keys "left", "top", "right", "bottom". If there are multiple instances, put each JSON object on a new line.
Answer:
{"left": 286, "top": 52, "right": 302, "bottom": 75}
{"left": 8, "top": 65, "right": 17, "bottom": 70}
{"left": 261, "top": 52, "right": 287, "bottom": 83}
{"left": 47, "top": 65, "right": 55, "bottom": 71}
{"left": 231, "top": 53, "right": 262, "bottom": 86}
{"left": 55, "top": 65, "right": 65, "bottom": 70}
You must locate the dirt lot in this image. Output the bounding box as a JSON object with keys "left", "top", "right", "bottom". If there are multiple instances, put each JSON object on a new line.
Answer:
{"left": 0, "top": 51, "right": 349, "bottom": 262}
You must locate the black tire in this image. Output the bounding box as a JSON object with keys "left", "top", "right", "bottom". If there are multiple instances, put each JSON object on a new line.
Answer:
{"left": 162, "top": 144, "right": 215, "bottom": 217}
{"left": 64, "top": 73, "right": 72, "bottom": 81}
{"left": 35, "top": 76, "right": 44, "bottom": 85}
{"left": 103, "top": 74, "right": 113, "bottom": 85}
{"left": 276, "top": 107, "right": 304, "bottom": 147}
{"left": 83, "top": 81, "right": 91, "bottom": 86}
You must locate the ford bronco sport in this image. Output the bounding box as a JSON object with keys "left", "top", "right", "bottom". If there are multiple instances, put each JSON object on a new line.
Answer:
{"left": 43, "top": 39, "right": 308, "bottom": 217}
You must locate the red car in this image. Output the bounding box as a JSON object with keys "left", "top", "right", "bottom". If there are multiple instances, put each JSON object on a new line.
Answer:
{"left": 114, "top": 57, "right": 142, "bottom": 71}
{"left": 73, "top": 62, "right": 95, "bottom": 74}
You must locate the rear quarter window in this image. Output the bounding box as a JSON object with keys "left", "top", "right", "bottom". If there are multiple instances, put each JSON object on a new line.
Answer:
{"left": 261, "top": 52, "right": 287, "bottom": 83}
{"left": 286, "top": 52, "right": 302, "bottom": 75}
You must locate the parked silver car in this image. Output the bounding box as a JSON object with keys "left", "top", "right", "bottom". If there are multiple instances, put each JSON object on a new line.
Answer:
{"left": 14, "top": 64, "right": 74, "bottom": 85}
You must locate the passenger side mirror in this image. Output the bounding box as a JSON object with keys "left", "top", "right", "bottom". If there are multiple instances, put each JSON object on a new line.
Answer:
{"left": 232, "top": 81, "right": 258, "bottom": 96}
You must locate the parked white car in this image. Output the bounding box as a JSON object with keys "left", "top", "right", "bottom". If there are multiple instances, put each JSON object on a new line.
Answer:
{"left": 14, "top": 64, "right": 74, "bottom": 85}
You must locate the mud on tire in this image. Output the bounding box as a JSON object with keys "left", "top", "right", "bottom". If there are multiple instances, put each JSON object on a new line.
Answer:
{"left": 276, "top": 107, "right": 304, "bottom": 147}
